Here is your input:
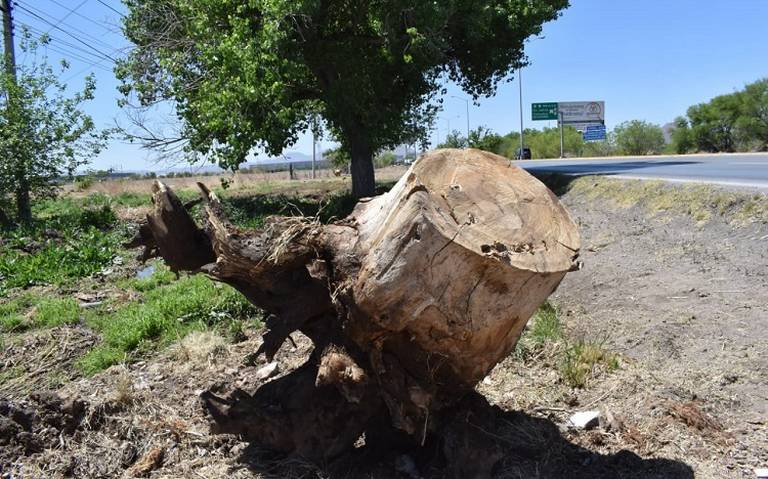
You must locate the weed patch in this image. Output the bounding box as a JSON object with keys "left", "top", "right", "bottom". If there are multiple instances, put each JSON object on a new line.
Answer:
{"left": 559, "top": 338, "right": 620, "bottom": 388}
{"left": 78, "top": 268, "right": 262, "bottom": 375}
{"left": 516, "top": 301, "right": 619, "bottom": 388}
{"left": 0, "top": 196, "right": 128, "bottom": 291}
{"left": 0, "top": 228, "right": 121, "bottom": 289}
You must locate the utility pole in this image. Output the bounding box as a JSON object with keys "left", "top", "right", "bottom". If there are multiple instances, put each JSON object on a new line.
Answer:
{"left": 2, "top": 0, "right": 16, "bottom": 81}
{"left": 2, "top": 0, "right": 29, "bottom": 222}
{"left": 518, "top": 68, "right": 524, "bottom": 158}
{"left": 559, "top": 111, "right": 565, "bottom": 158}
{"left": 311, "top": 116, "right": 317, "bottom": 179}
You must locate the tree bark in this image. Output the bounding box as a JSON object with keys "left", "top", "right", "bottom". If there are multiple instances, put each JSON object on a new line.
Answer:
{"left": 348, "top": 132, "right": 376, "bottom": 198}
{"left": 0, "top": 206, "right": 10, "bottom": 228}
{"left": 129, "top": 148, "right": 580, "bottom": 466}
{"left": 15, "top": 177, "right": 31, "bottom": 224}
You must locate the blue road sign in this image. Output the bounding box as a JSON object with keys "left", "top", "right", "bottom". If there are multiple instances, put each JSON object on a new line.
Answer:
{"left": 583, "top": 124, "right": 606, "bottom": 141}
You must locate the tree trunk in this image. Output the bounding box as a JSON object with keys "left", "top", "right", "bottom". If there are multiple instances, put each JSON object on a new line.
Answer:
{"left": 128, "top": 148, "right": 580, "bottom": 469}
{"left": 349, "top": 134, "right": 376, "bottom": 198}
{"left": 0, "top": 206, "right": 10, "bottom": 228}
{"left": 15, "top": 178, "right": 31, "bottom": 224}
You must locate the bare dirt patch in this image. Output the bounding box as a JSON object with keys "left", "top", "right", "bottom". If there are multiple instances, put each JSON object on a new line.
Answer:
{"left": 541, "top": 176, "right": 768, "bottom": 478}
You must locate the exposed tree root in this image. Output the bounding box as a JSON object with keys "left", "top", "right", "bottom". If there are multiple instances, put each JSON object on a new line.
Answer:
{"left": 128, "top": 149, "right": 582, "bottom": 472}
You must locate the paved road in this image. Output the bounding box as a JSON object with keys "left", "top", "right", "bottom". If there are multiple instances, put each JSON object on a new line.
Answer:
{"left": 515, "top": 153, "right": 768, "bottom": 189}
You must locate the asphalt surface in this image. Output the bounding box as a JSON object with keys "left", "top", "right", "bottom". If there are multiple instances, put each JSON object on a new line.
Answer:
{"left": 515, "top": 153, "right": 768, "bottom": 189}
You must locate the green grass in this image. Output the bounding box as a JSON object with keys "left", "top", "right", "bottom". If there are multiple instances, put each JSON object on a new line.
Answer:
{"left": 0, "top": 227, "right": 122, "bottom": 290}
{"left": 0, "top": 294, "right": 81, "bottom": 332}
{"left": 0, "top": 195, "right": 128, "bottom": 292}
{"left": 516, "top": 301, "right": 619, "bottom": 388}
{"left": 515, "top": 301, "right": 562, "bottom": 356}
{"left": 77, "top": 265, "right": 262, "bottom": 375}
{"left": 559, "top": 338, "right": 620, "bottom": 388}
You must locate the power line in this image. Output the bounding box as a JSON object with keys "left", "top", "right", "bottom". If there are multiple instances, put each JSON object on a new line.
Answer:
{"left": 20, "top": 22, "right": 115, "bottom": 66}
{"left": 94, "top": 0, "right": 123, "bottom": 18}
{"left": 44, "top": 0, "right": 116, "bottom": 33}
{"left": 62, "top": 55, "right": 111, "bottom": 83}
{"left": 44, "top": 0, "right": 88, "bottom": 34}
{"left": 13, "top": 2, "right": 117, "bottom": 62}
{"left": 14, "top": 0, "right": 116, "bottom": 52}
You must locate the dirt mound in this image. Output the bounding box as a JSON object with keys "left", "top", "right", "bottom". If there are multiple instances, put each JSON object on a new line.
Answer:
{"left": 0, "top": 392, "right": 87, "bottom": 472}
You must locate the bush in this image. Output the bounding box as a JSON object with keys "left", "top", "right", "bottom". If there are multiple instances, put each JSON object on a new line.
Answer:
{"left": 613, "top": 120, "right": 665, "bottom": 155}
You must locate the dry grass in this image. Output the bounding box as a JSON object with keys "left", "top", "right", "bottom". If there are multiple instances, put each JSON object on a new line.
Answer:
{"left": 568, "top": 176, "right": 768, "bottom": 225}
{"left": 68, "top": 166, "right": 408, "bottom": 198}
{"left": 172, "top": 331, "right": 227, "bottom": 365}
{"left": 113, "top": 369, "right": 135, "bottom": 405}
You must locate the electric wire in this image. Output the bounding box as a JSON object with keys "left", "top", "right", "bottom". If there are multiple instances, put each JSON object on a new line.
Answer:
{"left": 43, "top": 0, "right": 88, "bottom": 34}
{"left": 14, "top": 0, "right": 117, "bottom": 54}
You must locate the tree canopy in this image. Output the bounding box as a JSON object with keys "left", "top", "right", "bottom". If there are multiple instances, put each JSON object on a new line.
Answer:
{"left": 117, "top": 0, "right": 569, "bottom": 196}
{"left": 437, "top": 126, "right": 504, "bottom": 152}
{"left": 673, "top": 78, "right": 768, "bottom": 153}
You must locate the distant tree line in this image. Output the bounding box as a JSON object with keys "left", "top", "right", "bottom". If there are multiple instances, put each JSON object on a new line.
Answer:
{"left": 436, "top": 120, "right": 666, "bottom": 160}
{"left": 434, "top": 78, "right": 767, "bottom": 159}
{"left": 670, "top": 78, "right": 768, "bottom": 154}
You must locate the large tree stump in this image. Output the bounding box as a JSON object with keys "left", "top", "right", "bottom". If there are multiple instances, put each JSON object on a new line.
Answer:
{"left": 129, "top": 148, "right": 580, "bottom": 466}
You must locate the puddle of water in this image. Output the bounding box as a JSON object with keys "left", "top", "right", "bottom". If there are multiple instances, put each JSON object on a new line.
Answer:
{"left": 136, "top": 264, "right": 156, "bottom": 279}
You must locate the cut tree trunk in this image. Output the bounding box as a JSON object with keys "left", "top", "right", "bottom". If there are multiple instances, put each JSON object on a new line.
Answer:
{"left": 128, "top": 148, "right": 580, "bottom": 467}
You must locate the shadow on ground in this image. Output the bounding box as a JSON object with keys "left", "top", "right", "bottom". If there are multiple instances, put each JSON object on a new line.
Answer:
{"left": 232, "top": 394, "right": 693, "bottom": 479}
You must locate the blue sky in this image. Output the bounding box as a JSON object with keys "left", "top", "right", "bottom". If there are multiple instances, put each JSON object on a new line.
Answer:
{"left": 10, "top": 0, "right": 768, "bottom": 172}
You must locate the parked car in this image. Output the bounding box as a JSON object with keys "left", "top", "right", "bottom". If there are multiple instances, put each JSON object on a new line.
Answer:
{"left": 514, "top": 147, "right": 532, "bottom": 160}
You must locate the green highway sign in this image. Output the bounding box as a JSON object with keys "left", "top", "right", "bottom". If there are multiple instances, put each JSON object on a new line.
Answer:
{"left": 532, "top": 102, "right": 559, "bottom": 120}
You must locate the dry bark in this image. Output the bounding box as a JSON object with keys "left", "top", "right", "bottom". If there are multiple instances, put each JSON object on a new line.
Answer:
{"left": 128, "top": 148, "right": 581, "bottom": 468}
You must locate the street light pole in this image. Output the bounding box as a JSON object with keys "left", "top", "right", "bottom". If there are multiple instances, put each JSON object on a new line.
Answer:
{"left": 518, "top": 68, "right": 524, "bottom": 158}
{"left": 451, "top": 96, "right": 470, "bottom": 141}
{"left": 559, "top": 111, "right": 565, "bottom": 158}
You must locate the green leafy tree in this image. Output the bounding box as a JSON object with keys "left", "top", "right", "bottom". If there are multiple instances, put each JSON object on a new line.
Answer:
{"left": 438, "top": 130, "right": 468, "bottom": 149}
{"left": 437, "top": 126, "right": 503, "bottom": 152}
{"left": 687, "top": 94, "right": 741, "bottom": 152}
{"left": 735, "top": 79, "right": 768, "bottom": 150}
{"left": 669, "top": 116, "right": 694, "bottom": 154}
{"left": 581, "top": 134, "right": 616, "bottom": 157}
{"left": 0, "top": 34, "right": 107, "bottom": 223}
{"left": 324, "top": 147, "right": 350, "bottom": 169}
{"left": 677, "top": 78, "right": 768, "bottom": 153}
{"left": 613, "top": 120, "right": 665, "bottom": 155}
{"left": 117, "top": 0, "right": 568, "bottom": 197}
{"left": 374, "top": 151, "right": 396, "bottom": 168}
{"left": 511, "top": 126, "right": 583, "bottom": 159}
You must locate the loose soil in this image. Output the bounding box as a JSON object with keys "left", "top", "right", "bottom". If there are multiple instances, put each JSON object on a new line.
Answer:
{"left": 1, "top": 175, "right": 766, "bottom": 478}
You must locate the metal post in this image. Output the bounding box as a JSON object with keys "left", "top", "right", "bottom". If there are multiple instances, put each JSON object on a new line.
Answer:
{"left": 465, "top": 100, "right": 470, "bottom": 141}
{"left": 311, "top": 118, "right": 316, "bottom": 179}
{"left": 518, "top": 68, "right": 524, "bottom": 157}
{"left": 451, "top": 96, "right": 470, "bottom": 144}
{"left": 559, "top": 111, "right": 565, "bottom": 158}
